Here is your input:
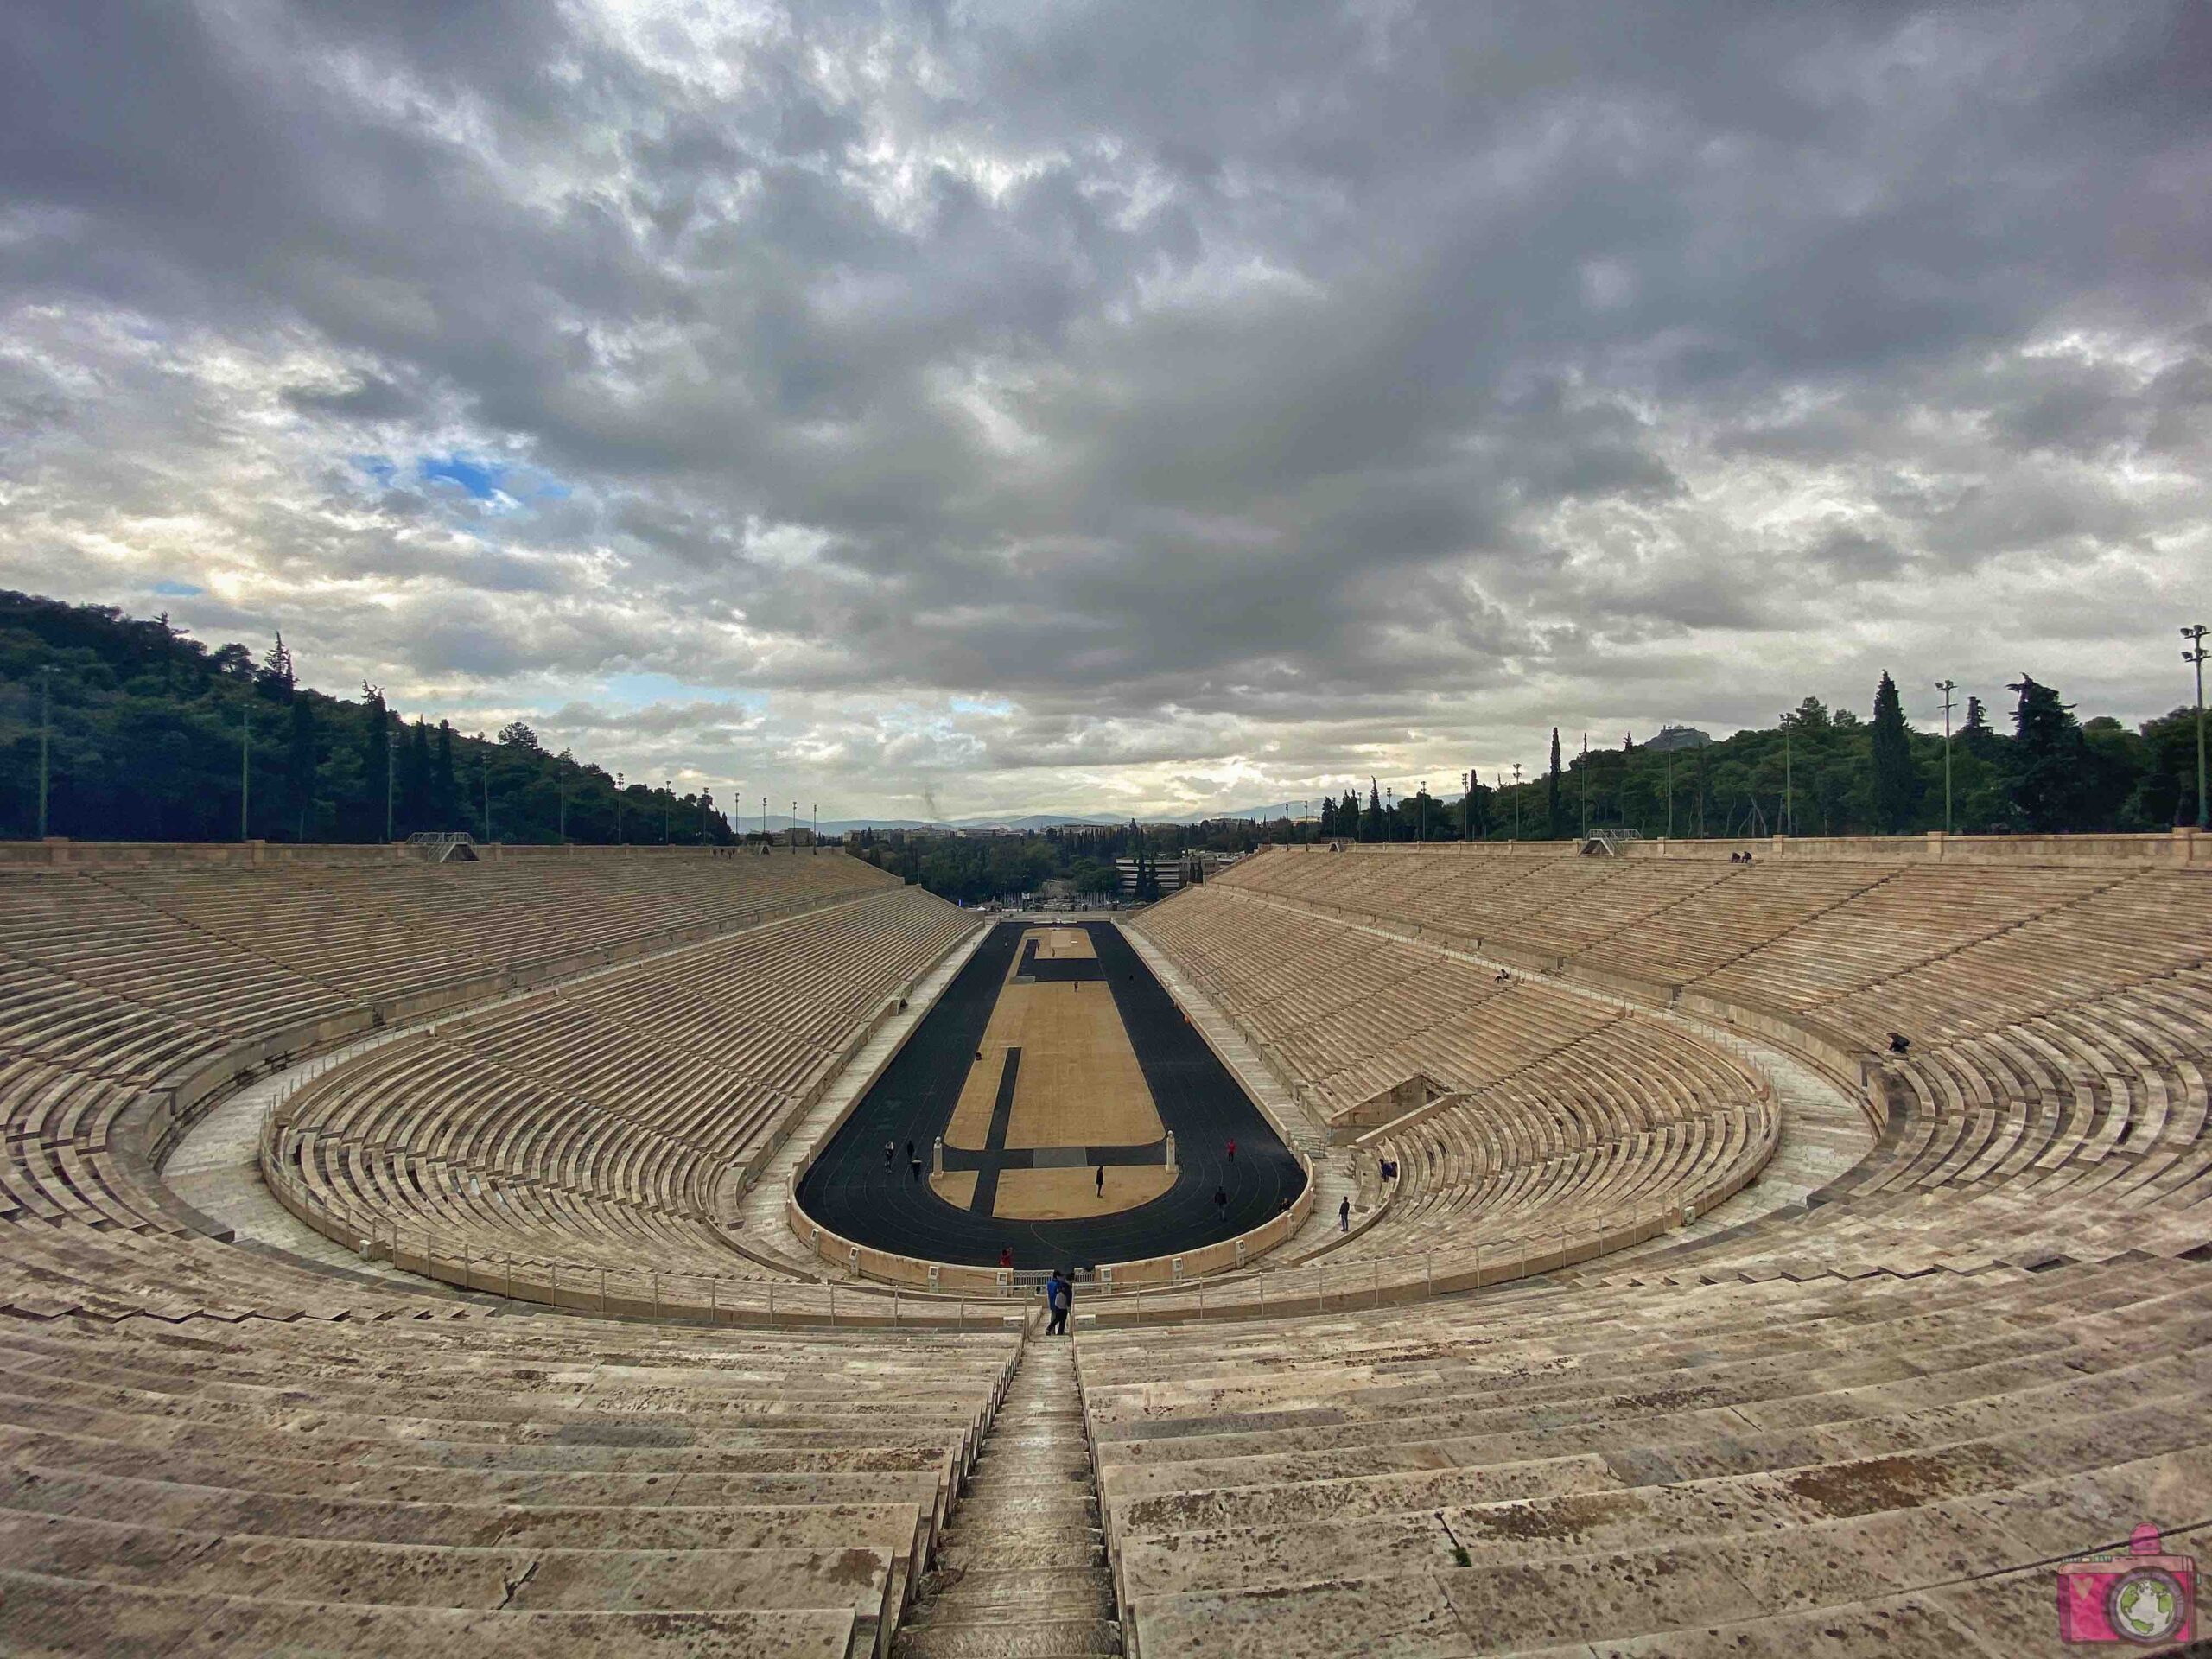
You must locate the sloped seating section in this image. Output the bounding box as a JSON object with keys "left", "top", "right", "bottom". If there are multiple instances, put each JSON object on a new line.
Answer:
{"left": 1179, "top": 849, "right": 2212, "bottom": 1260}
{"left": 94, "top": 849, "right": 891, "bottom": 1012}
{"left": 1139, "top": 892, "right": 1611, "bottom": 1121}
{"left": 0, "top": 849, "right": 1018, "bottom": 1656}
{"left": 1080, "top": 1255, "right": 2212, "bottom": 1656}
{"left": 1098, "top": 844, "right": 2212, "bottom": 1648}
{"left": 1135, "top": 887, "right": 1777, "bottom": 1272}
{"left": 1348, "top": 1015, "right": 1774, "bottom": 1265}
{"left": 0, "top": 853, "right": 916, "bottom": 1255}
{"left": 0, "top": 1308, "right": 1019, "bottom": 1659}
{"left": 265, "top": 888, "right": 976, "bottom": 1282}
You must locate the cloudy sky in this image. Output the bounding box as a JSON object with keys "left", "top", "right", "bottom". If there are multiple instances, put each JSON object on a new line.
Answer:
{"left": 2, "top": 2, "right": 2206, "bottom": 822}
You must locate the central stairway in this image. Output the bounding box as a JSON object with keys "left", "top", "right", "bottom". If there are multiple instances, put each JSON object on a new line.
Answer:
{"left": 896, "top": 1336, "right": 1122, "bottom": 1658}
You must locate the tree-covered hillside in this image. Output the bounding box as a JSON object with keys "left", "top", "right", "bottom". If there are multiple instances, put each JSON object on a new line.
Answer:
{"left": 1, "top": 590, "right": 2202, "bottom": 848}
{"left": 0, "top": 592, "right": 732, "bottom": 845}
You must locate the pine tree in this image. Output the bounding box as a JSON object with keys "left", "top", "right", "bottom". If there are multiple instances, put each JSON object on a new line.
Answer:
{"left": 1870, "top": 671, "right": 1918, "bottom": 832}
{"left": 257, "top": 632, "right": 296, "bottom": 699}
{"left": 1548, "top": 728, "right": 1564, "bottom": 838}
{"left": 1363, "top": 779, "right": 1386, "bottom": 842}
{"left": 1961, "top": 695, "right": 1995, "bottom": 754}
{"left": 2007, "top": 676, "right": 2094, "bottom": 831}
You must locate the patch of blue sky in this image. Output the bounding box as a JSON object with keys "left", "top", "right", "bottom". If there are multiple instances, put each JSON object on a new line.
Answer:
{"left": 415, "top": 453, "right": 572, "bottom": 512}
{"left": 417, "top": 453, "right": 505, "bottom": 500}
{"left": 601, "top": 671, "right": 766, "bottom": 713}
{"left": 350, "top": 454, "right": 397, "bottom": 487}
{"left": 149, "top": 579, "right": 203, "bottom": 598}
{"left": 950, "top": 696, "right": 1015, "bottom": 717}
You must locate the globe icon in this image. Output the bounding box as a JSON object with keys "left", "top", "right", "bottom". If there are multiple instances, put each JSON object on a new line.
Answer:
{"left": 2109, "top": 1568, "right": 2183, "bottom": 1642}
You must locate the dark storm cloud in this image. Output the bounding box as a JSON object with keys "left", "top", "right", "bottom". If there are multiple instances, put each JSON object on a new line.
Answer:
{"left": 0, "top": 0, "right": 2205, "bottom": 815}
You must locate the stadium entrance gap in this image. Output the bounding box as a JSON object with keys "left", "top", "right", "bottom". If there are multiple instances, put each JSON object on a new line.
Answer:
{"left": 793, "top": 920, "right": 1303, "bottom": 1268}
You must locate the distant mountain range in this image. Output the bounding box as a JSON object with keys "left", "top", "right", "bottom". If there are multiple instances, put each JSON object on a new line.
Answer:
{"left": 766, "top": 805, "right": 1316, "bottom": 835}
{"left": 740, "top": 812, "right": 1128, "bottom": 835}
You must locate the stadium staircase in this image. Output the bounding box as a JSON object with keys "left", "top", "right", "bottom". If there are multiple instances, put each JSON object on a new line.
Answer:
{"left": 897, "top": 1337, "right": 1122, "bottom": 1659}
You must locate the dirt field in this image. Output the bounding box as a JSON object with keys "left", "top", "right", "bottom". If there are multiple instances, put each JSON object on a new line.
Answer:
{"left": 796, "top": 918, "right": 1304, "bottom": 1267}
{"left": 928, "top": 1169, "right": 978, "bottom": 1209}
{"left": 990, "top": 1166, "right": 1175, "bottom": 1221}
{"left": 944, "top": 931, "right": 1164, "bottom": 1154}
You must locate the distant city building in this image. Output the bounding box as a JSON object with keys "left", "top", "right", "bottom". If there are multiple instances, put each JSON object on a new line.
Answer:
{"left": 1643, "top": 724, "right": 1713, "bottom": 753}
{"left": 1114, "top": 856, "right": 1185, "bottom": 898}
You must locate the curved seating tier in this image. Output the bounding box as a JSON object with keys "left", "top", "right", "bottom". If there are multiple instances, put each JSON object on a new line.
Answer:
{"left": 0, "top": 853, "right": 907, "bottom": 1240}
{"left": 1135, "top": 887, "right": 1777, "bottom": 1270}
{"left": 0, "top": 849, "right": 1018, "bottom": 1653}
{"left": 1096, "top": 843, "right": 2212, "bottom": 1650}
{"left": 266, "top": 887, "right": 978, "bottom": 1280}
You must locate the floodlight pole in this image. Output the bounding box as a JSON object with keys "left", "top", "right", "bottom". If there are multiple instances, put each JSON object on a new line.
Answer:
{"left": 1782, "top": 724, "right": 1792, "bottom": 838}
{"left": 1934, "top": 678, "right": 1957, "bottom": 836}
{"left": 2185, "top": 626, "right": 2209, "bottom": 831}
{"left": 36, "top": 664, "right": 54, "bottom": 838}
{"left": 481, "top": 751, "right": 492, "bottom": 842}
{"left": 616, "top": 772, "right": 625, "bottom": 842}
{"left": 1418, "top": 781, "right": 1427, "bottom": 843}
{"left": 1512, "top": 763, "right": 1522, "bottom": 841}
{"left": 1665, "top": 749, "right": 1674, "bottom": 839}
{"left": 385, "top": 724, "right": 396, "bottom": 842}
{"left": 1462, "top": 772, "right": 1471, "bottom": 841}
{"left": 240, "top": 703, "right": 251, "bottom": 842}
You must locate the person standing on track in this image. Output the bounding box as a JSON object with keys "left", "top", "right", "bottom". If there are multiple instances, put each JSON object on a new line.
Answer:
{"left": 1214, "top": 1184, "right": 1229, "bottom": 1227}
{"left": 1226, "top": 1137, "right": 1236, "bottom": 1163}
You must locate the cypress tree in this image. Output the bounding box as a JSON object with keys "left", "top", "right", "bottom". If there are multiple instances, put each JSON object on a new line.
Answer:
{"left": 1547, "top": 728, "right": 1564, "bottom": 838}
{"left": 1870, "top": 671, "right": 1918, "bottom": 832}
